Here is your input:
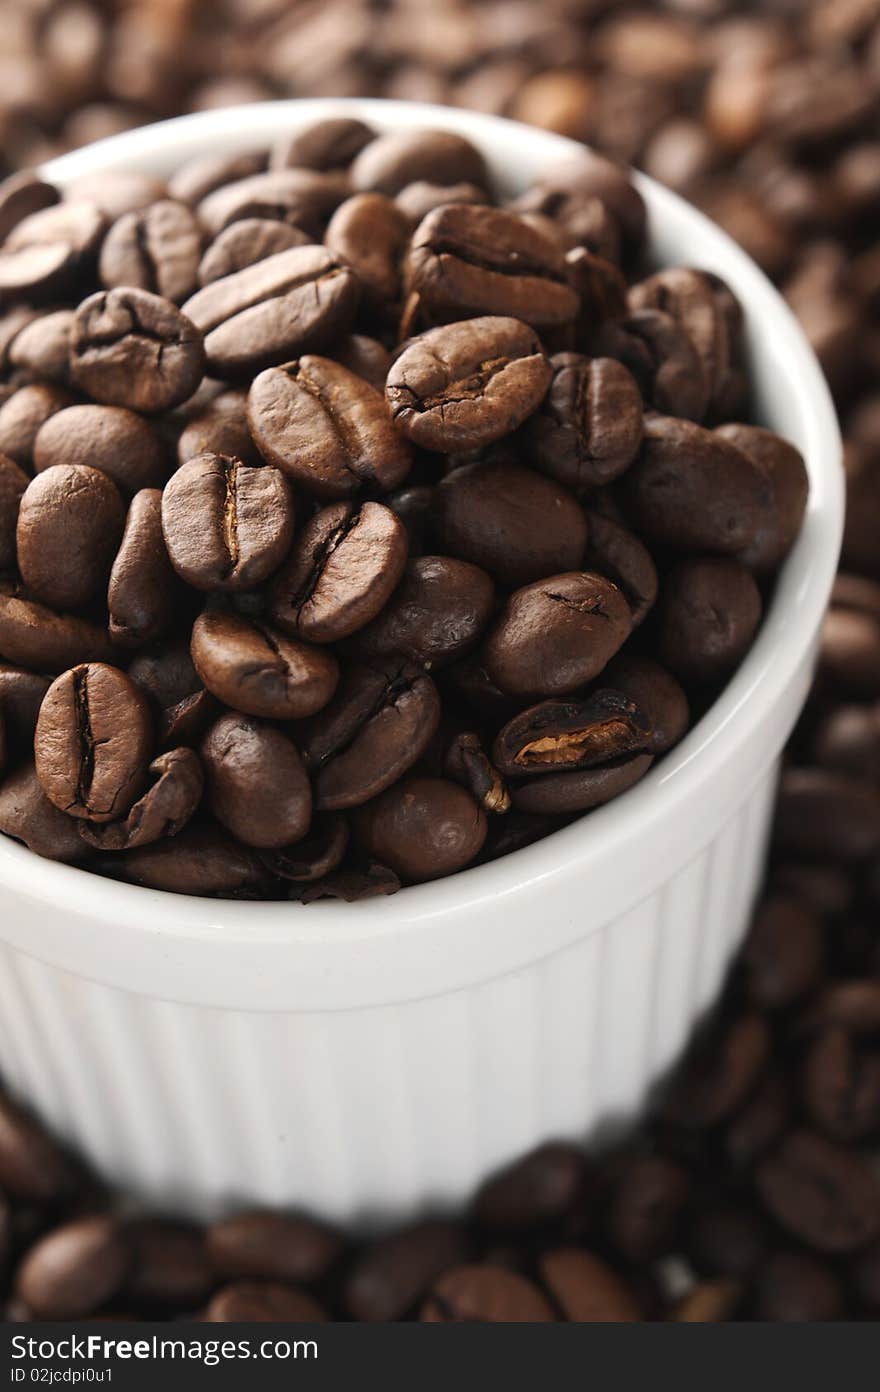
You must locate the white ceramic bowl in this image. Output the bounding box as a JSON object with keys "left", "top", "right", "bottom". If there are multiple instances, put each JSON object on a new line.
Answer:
{"left": 0, "top": 99, "right": 842, "bottom": 1226}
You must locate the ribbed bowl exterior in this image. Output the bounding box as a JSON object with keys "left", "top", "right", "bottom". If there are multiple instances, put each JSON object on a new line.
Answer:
{"left": 0, "top": 767, "right": 776, "bottom": 1225}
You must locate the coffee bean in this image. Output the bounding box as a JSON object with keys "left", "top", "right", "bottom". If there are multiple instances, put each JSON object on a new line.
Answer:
{"left": 386, "top": 316, "right": 552, "bottom": 453}
{"left": 485, "top": 571, "right": 632, "bottom": 700}
{"left": 99, "top": 200, "right": 202, "bottom": 303}
{"left": 0, "top": 666, "right": 51, "bottom": 751}
{"left": 349, "top": 556, "right": 495, "bottom": 670}
{"left": 197, "top": 218, "right": 310, "bottom": 286}
{"left": 395, "top": 181, "right": 489, "bottom": 225}
{"left": 422, "top": 1265, "right": 555, "bottom": 1322}
{"left": 539, "top": 1249, "right": 640, "bottom": 1321}
{"left": 723, "top": 1072, "right": 792, "bottom": 1174}
{"left": 167, "top": 151, "right": 268, "bottom": 208}
{"left": 269, "top": 501, "right": 408, "bottom": 643}
{"left": 743, "top": 893, "right": 825, "bottom": 1010}
{"left": 606, "top": 1155, "right": 690, "bottom": 1263}
{"left": 205, "top": 1280, "right": 326, "bottom": 1322}
{"left": 353, "top": 776, "right": 486, "bottom": 881}
{"left": 526, "top": 353, "right": 643, "bottom": 492}
{"left": 16, "top": 464, "right": 125, "bottom": 612}
{"left": 444, "top": 732, "right": 510, "bottom": 814}
{"left": 665, "top": 1014, "right": 771, "bottom": 1128}
{"left": 177, "top": 388, "right": 261, "bottom": 469}
{"left": 34, "top": 404, "right": 168, "bottom": 496}
{"left": 67, "top": 173, "right": 168, "bottom": 222}
{"left": 248, "top": 355, "right": 411, "bottom": 498}
{"left": 716, "top": 423, "right": 809, "bottom": 573}
{"left": 16, "top": 1216, "right": 130, "bottom": 1320}
{"left": 345, "top": 1221, "right": 468, "bottom": 1322}
{"left": 0, "top": 594, "right": 115, "bottom": 673}
{"left": 0, "top": 454, "right": 27, "bottom": 572}
{"left": 774, "top": 768, "right": 880, "bottom": 862}
{"left": 351, "top": 129, "right": 487, "bottom": 196}
{"left": 190, "top": 610, "right": 338, "bottom": 719}
{"left": 801, "top": 982, "right": 880, "bottom": 1037}
{"left": 272, "top": 117, "right": 374, "bottom": 171}
{"left": 182, "top": 246, "right": 359, "bottom": 378}
{"left": 629, "top": 268, "right": 734, "bottom": 420}
{"left": 294, "top": 860, "right": 401, "bottom": 904}
{"left": 688, "top": 1204, "right": 769, "bottom": 1280}
{"left": 161, "top": 452, "right": 294, "bottom": 592}
{"left": 201, "top": 712, "right": 311, "bottom": 849}
{"left": 584, "top": 512, "right": 658, "bottom": 625}
{"left": 532, "top": 152, "right": 647, "bottom": 261}
{"left": 0, "top": 384, "right": 75, "bottom": 468}
{"left": 0, "top": 1092, "right": 78, "bottom": 1201}
{"left": 124, "top": 1221, "right": 213, "bottom": 1311}
{"left": 335, "top": 334, "right": 392, "bottom": 392}
{"left": 115, "top": 824, "right": 268, "bottom": 897}
{"left": 673, "top": 1279, "right": 742, "bottom": 1322}
{"left": 757, "top": 1130, "right": 880, "bottom": 1253}
{"left": 0, "top": 201, "right": 105, "bottom": 299}
{"left": 601, "top": 655, "right": 689, "bottom": 754}
{"left": 70, "top": 288, "right": 205, "bottom": 414}
{"left": 511, "top": 750, "right": 653, "bottom": 814}
{"left": 801, "top": 1028, "right": 880, "bottom": 1142}
{"left": 300, "top": 661, "right": 441, "bottom": 810}
{"left": 197, "top": 169, "right": 348, "bottom": 238}
{"left": 79, "top": 748, "right": 203, "bottom": 853}
{"left": 128, "top": 640, "right": 200, "bottom": 712}
{"left": 754, "top": 1251, "right": 846, "bottom": 1323}
{"left": 207, "top": 1212, "right": 341, "bottom": 1284}
{"left": 325, "top": 193, "right": 410, "bottom": 309}
{"left": 158, "top": 689, "right": 217, "bottom": 752}
{"left": 813, "top": 704, "right": 880, "bottom": 777}
{"left": 475, "top": 1144, "right": 585, "bottom": 1229}
{"left": 35, "top": 663, "right": 153, "bottom": 822}
{"left": 0, "top": 171, "right": 58, "bottom": 244}
{"left": 494, "top": 690, "right": 652, "bottom": 778}
{"left": 435, "top": 459, "right": 587, "bottom": 587}
{"left": 8, "top": 308, "right": 75, "bottom": 385}
{"left": 263, "top": 815, "right": 349, "bottom": 883}
{"left": 107, "top": 489, "right": 178, "bottom": 647}
{"left": 594, "top": 310, "right": 708, "bottom": 420}
{"left": 658, "top": 558, "right": 762, "bottom": 686}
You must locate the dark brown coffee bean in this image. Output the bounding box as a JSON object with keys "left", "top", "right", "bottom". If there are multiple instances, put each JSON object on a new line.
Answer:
{"left": 435, "top": 460, "right": 587, "bottom": 587}
{"left": 754, "top": 1251, "right": 846, "bottom": 1323}
{"left": 352, "top": 129, "right": 487, "bottom": 196}
{"left": 345, "top": 1221, "right": 468, "bottom": 1322}
{"left": 395, "top": 181, "right": 489, "bottom": 225}
{"left": 406, "top": 203, "right": 579, "bottom": 329}
{"left": 293, "top": 860, "right": 401, "bottom": 903}
{"left": 629, "top": 268, "right": 734, "bottom": 421}
{"left": 743, "top": 893, "right": 825, "bottom": 1010}
{"left": 70, "top": 288, "right": 205, "bottom": 414}
{"left": 688, "top": 1204, "right": 769, "bottom": 1280}
{"left": 16, "top": 1216, "right": 130, "bottom": 1320}
{"left": 16, "top": 464, "right": 125, "bottom": 612}
{"left": 532, "top": 152, "right": 647, "bottom": 261}
{"left": 79, "top": 748, "right": 203, "bottom": 853}
{"left": 201, "top": 712, "right": 311, "bottom": 849}
{"left": 594, "top": 309, "right": 709, "bottom": 421}
{"left": 0, "top": 454, "right": 27, "bottom": 572}
{"left": 525, "top": 354, "right": 643, "bottom": 492}
{"left": 601, "top": 655, "right": 690, "bottom": 754}
{"left": 494, "top": 691, "right": 652, "bottom": 778}
{"left": 300, "top": 661, "right": 441, "bottom": 811}
{"left": 99, "top": 200, "right": 202, "bottom": 303}
{"left": 422, "top": 1265, "right": 554, "bottom": 1322}
{"left": 8, "top": 308, "right": 75, "bottom": 385}
{"left": 269, "top": 501, "right": 408, "bottom": 643}
{"left": 801, "top": 982, "right": 880, "bottom": 1037}
{"left": 716, "top": 423, "right": 809, "bottom": 573}
{"left": 0, "top": 384, "right": 75, "bottom": 468}
{"left": 0, "top": 171, "right": 58, "bottom": 244}
{"left": 67, "top": 173, "right": 168, "bottom": 222}
{"left": 0, "top": 666, "right": 50, "bottom": 750}
{"left": 207, "top": 1212, "right": 340, "bottom": 1284}
{"left": 510, "top": 751, "right": 653, "bottom": 814}
{"left": 584, "top": 512, "right": 657, "bottom": 626}
{"left": 0, "top": 594, "right": 115, "bottom": 673}
{"left": 672, "top": 1279, "right": 742, "bottom": 1322}
{"left": 190, "top": 610, "right": 338, "bottom": 720}
{"left": 161, "top": 453, "right": 294, "bottom": 592}
{"left": 0, "top": 201, "right": 105, "bottom": 299}
{"left": 539, "top": 1249, "right": 640, "bottom": 1321}
{"left": 852, "top": 1240, "right": 880, "bottom": 1314}
{"left": 334, "top": 334, "right": 391, "bottom": 392}
{"left": 272, "top": 118, "right": 374, "bottom": 171}
{"left": 197, "top": 218, "right": 310, "bottom": 286}
{"left": 158, "top": 688, "right": 217, "bottom": 752}
{"left": 445, "top": 732, "right": 510, "bottom": 815}
{"left": 128, "top": 640, "right": 200, "bottom": 711}
{"left": 813, "top": 704, "right": 880, "bottom": 777}
{"left": 0, "top": 1092, "right": 78, "bottom": 1201}
{"left": 34, "top": 404, "right": 167, "bottom": 496}
{"left": 168, "top": 151, "right": 268, "bottom": 207}
{"left": 249, "top": 355, "right": 411, "bottom": 498}
{"left": 197, "top": 169, "right": 348, "bottom": 238}
{"left": 774, "top": 768, "right": 880, "bottom": 862}
{"left": 325, "top": 193, "right": 410, "bottom": 308}
{"left": 658, "top": 558, "right": 762, "bottom": 686}
{"left": 182, "top": 246, "right": 359, "bottom": 379}
{"left": 205, "top": 1280, "right": 326, "bottom": 1322}
{"left": 177, "top": 388, "right": 261, "bottom": 469}
{"left": 349, "top": 556, "right": 495, "bottom": 670}
{"left": 116, "top": 824, "right": 268, "bottom": 897}
{"left": 124, "top": 1221, "right": 213, "bottom": 1311}
{"left": 665, "top": 1014, "right": 771, "bottom": 1128}
{"left": 485, "top": 571, "right": 632, "bottom": 700}
{"left": 387, "top": 317, "right": 552, "bottom": 453}
{"left": 606, "top": 1155, "right": 690, "bottom": 1263}
{"left": 475, "top": 1144, "right": 585, "bottom": 1229}
{"left": 801, "top": 1029, "right": 880, "bottom": 1143}
{"left": 262, "top": 815, "right": 349, "bottom": 883}
{"left": 353, "top": 776, "right": 486, "bottom": 881}
{"left": 107, "top": 489, "right": 177, "bottom": 647}
{"left": 757, "top": 1130, "right": 880, "bottom": 1254}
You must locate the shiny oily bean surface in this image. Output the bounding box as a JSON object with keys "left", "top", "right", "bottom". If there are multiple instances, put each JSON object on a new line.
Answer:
{"left": 539, "top": 1249, "right": 640, "bottom": 1322}
{"left": 0, "top": 595, "right": 115, "bottom": 673}
{"left": 325, "top": 193, "right": 410, "bottom": 308}
{"left": 0, "top": 201, "right": 106, "bottom": 300}
{"left": 351, "top": 129, "right": 488, "bottom": 196}
{"left": 353, "top": 777, "right": 487, "bottom": 882}
{"left": 34, "top": 404, "right": 168, "bottom": 496}
{"left": 526, "top": 353, "right": 644, "bottom": 492}
{"left": 35, "top": 663, "right": 153, "bottom": 823}
{"left": 0, "top": 383, "right": 75, "bottom": 468}
{"left": 116, "top": 824, "right": 268, "bottom": 897}
{"left": 15, "top": 1216, "right": 131, "bottom": 1321}
{"left": 345, "top": 1221, "right": 468, "bottom": 1323}
{"left": 273, "top": 117, "right": 374, "bottom": 172}
{"left": 0, "top": 454, "right": 28, "bottom": 571}
{"left": 602, "top": 655, "right": 690, "bottom": 755}
{"left": 493, "top": 690, "right": 652, "bottom": 778}
{"left": 70, "top": 288, "right": 205, "bottom": 414}
{"left": 207, "top": 1212, "right": 341, "bottom": 1285}
{"left": 248, "top": 356, "right": 411, "bottom": 498}
{"left": 0, "top": 761, "right": 88, "bottom": 862}
{"left": 584, "top": 511, "right": 658, "bottom": 626}
{"left": 201, "top": 712, "right": 311, "bottom": 850}
{"left": 79, "top": 748, "right": 203, "bottom": 853}
{"left": 190, "top": 610, "right": 338, "bottom": 720}
{"left": 348, "top": 555, "right": 495, "bottom": 669}
{"left": 716, "top": 422, "right": 809, "bottom": 574}
{"left": 511, "top": 750, "right": 654, "bottom": 815}
{"left": 9, "top": 307, "right": 75, "bottom": 384}
{"left": 269, "top": 501, "right": 409, "bottom": 644}
{"left": 658, "top": 558, "right": 762, "bottom": 686}
{"left": 161, "top": 452, "right": 294, "bottom": 591}
{"left": 197, "top": 218, "right": 311, "bottom": 286}
{"left": 196, "top": 168, "right": 348, "bottom": 238}
{"left": 107, "top": 489, "right": 178, "bottom": 647}
{"left": 386, "top": 316, "right": 552, "bottom": 453}
{"left": 16, "top": 464, "right": 125, "bottom": 612}
{"left": 99, "top": 199, "right": 202, "bottom": 303}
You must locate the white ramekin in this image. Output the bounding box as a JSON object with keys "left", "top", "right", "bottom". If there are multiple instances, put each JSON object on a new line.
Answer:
{"left": 0, "top": 99, "right": 842, "bottom": 1226}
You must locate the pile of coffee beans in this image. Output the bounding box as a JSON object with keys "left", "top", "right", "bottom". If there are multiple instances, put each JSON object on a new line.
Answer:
{"left": 0, "top": 119, "right": 806, "bottom": 897}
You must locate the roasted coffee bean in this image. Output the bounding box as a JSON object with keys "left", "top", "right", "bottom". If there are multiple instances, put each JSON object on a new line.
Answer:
{"left": 349, "top": 556, "right": 495, "bottom": 669}
{"left": 0, "top": 666, "right": 50, "bottom": 750}
{"left": 352, "top": 129, "right": 487, "bottom": 196}
{"left": 197, "top": 218, "right": 310, "bottom": 286}
{"left": 190, "top": 610, "right": 338, "bottom": 720}
{"left": 197, "top": 169, "right": 348, "bottom": 238}
{"left": 16, "top": 464, "right": 125, "bottom": 612}
{"left": 801, "top": 982, "right": 880, "bottom": 1037}
{"left": 723, "top": 1073, "right": 793, "bottom": 1175}
{"left": 124, "top": 1221, "right": 213, "bottom": 1311}
{"left": 406, "top": 203, "right": 579, "bottom": 329}
{"left": 623, "top": 415, "right": 767, "bottom": 554}
{"left": 8, "top": 308, "right": 74, "bottom": 385}
{"left": 207, "top": 1212, "right": 340, "bottom": 1284}
{"left": 70, "top": 288, "right": 205, "bottom": 414}
{"left": 0, "top": 1092, "right": 77, "bottom": 1202}
{"left": 421, "top": 1265, "right": 554, "bottom": 1322}
{"left": 658, "top": 558, "right": 762, "bottom": 686}
{"left": 0, "top": 760, "right": 93, "bottom": 861}
{"left": 0, "top": 594, "right": 115, "bottom": 673}
{"left": 345, "top": 1221, "right": 468, "bottom": 1322}
{"left": 107, "top": 489, "right": 178, "bottom": 647}
{"left": 335, "top": 334, "right": 392, "bottom": 392}
{"left": 177, "top": 388, "right": 261, "bottom": 469}
{"left": 99, "top": 200, "right": 202, "bottom": 303}
{"left": 743, "top": 893, "right": 825, "bottom": 1010}
{"left": 205, "top": 1281, "right": 326, "bottom": 1322}
{"left": 715, "top": 423, "right": 809, "bottom": 573}
{"left": 325, "top": 193, "right": 410, "bottom": 309}
{"left": 584, "top": 513, "right": 657, "bottom": 626}
{"left": 293, "top": 860, "right": 401, "bottom": 903}
{"left": 182, "top": 246, "right": 359, "bottom": 379}
{"left": 539, "top": 1249, "right": 640, "bottom": 1321}
{"left": 673, "top": 1279, "right": 742, "bottom": 1323}
{"left": 249, "top": 355, "right": 411, "bottom": 498}
{"left": 531, "top": 152, "right": 647, "bottom": 261}
{"left": 34, "top": 404, "right": 168, "bottom": 496}
{"left": 269, "top": 501, "right": 408, "bottom": 643}
{"left": 601, "top": 655, "right": 689, "bottom": 754}
{"left": 812, "top": 704, "right": 880, "bottom": 778}
{"left": 475, "top": 1144, "right": 585, "bottom": 1229}
{"left": 774, "top": 768, "right": 880, "bottom": 862}
{"left": 115, "top": 824, "right": 268, "bottom": 897}
{"left": 272, "top": 117, "right": 374, "bottom": 171}
{"left": 161, "top": 453, "right": 294, "bottom": 592}
{"left": 168, "top": 151, "right": 268, "bottom": 208}
{"left": 0, "top": 201, "right": 105, "bottom": 299}
{"left": 526, "top": 354, "right": 643, "bottom": 492}
{"left": 0, "top": 454, "right": 28, "bottom": 571}
{"left": 485, "top": 571, "right": 632, "bottom": 700}
{"left": 395, "top": 181, "right": 488, "bottom": 225}
{"left": 201, "top": 713, "right": 311, "bottom": 849}
{"left": 665, "top": 1015, "right": 771, "bottom": 1128}
{"left": 592, "top": 311, "right": 708, "bottom": 421}
{"left": 353, "top": 776, "right": 487, "bottom": 881}
{"left": 262, "top": 815, "right": 349, "bottom": 883}
{"left": 494, "top": 691, "right": 652, "bottom": 778}
{"left": 629, "top": 268, "right": 733, "bottom": 421}
{"left": 756, "top": 1130, "right": 880, "bottom": 1254}
{"left": 0, "top": 384, "right": 75, "bottom": 467}
{"left": 510, "top": 751, "right": 653, "bottom": 814}
{"left": 300, "top": 661, "right": 441, "bottom": 811}
{"left": 67, "top": 173, "right": 168, "bottom": 222}
{"left": 16, "top": 1216, "right": 130, "bottom": 1320}
{"left": 35, "top": 662, "right": 153, "bottom": 825}
{"left": 128, "top": 640, "right": 200, "bottom": 712}
{"left": 801, "top": 1029, "right": 880, "bottom": 1143}
{"left": 688, "top": 1204, "right": 769, "bottom": 1280}
{"left": 606, "top": 1155, "right": 690, "bottom": 1263}
{"left": 79, "top": 748, "right": 203, "bottom": 853}
{"left": 386, "top": 317, "right": 552, "bottom": 453}
{"left": 435, "top": 459, "right": 587, "bottom": 587}
{"left": 445, "top": 732, "right": 510, "bottom": 814}
{"left": 0, "top": 171, "right": 58, "bottom": 244}
{"left": 158, "top": 688, "right": 217, "bottom": 752}
{"left": 754, "top": 1251, "right": 846, "bottom": 1323}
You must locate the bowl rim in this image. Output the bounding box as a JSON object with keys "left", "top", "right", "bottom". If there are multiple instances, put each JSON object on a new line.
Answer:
{"left": 0, "top": 98, "right": 843, "bottom": 1005}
